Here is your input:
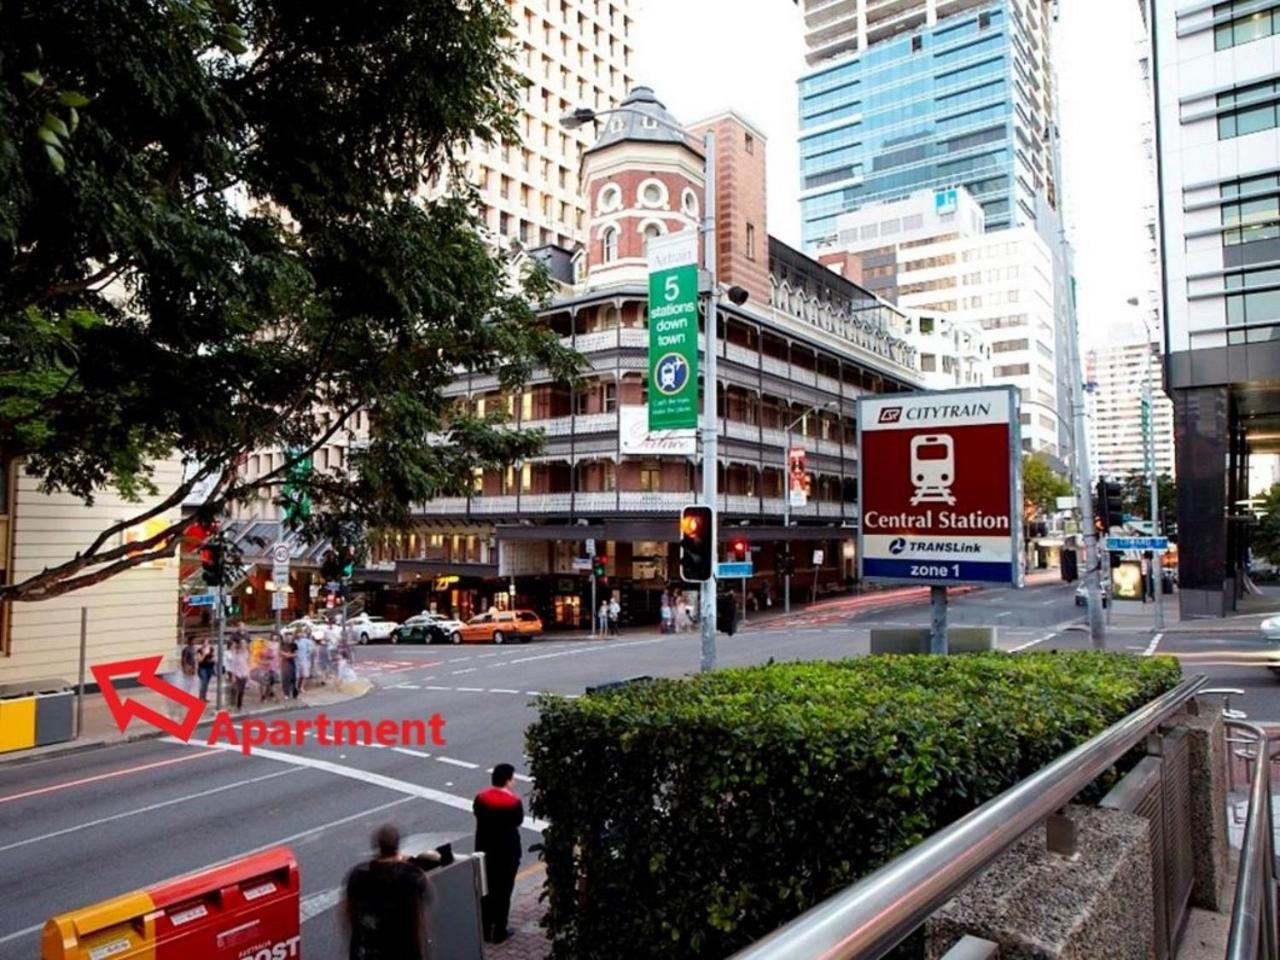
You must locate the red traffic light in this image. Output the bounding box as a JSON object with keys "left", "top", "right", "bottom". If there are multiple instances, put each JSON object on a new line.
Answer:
{"left": 731, "top": 539, "right": 748, "bottom": 561}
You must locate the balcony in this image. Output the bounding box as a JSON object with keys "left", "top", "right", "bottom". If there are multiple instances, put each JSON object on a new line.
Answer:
{"left": 415, "top": 492, "right": 857, "bottom": 521}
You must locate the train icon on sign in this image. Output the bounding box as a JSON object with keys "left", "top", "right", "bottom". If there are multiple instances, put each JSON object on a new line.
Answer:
{"left": 909, "top": 433, "right": 956, "bottom": 506}
{"left": 654, "top": 353, "right": 690, "bottom": 396}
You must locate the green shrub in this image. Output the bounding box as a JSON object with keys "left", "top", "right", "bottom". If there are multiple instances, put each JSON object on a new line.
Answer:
{"left": 526, "top": 652, "right": 1182, "bottom": 959}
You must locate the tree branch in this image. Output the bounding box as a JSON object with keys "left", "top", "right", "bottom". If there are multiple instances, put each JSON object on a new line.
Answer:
{"left": 8, "top": 543, "right": 182, "bottom": 602}
{"left": 43, "top": 259, "right": 130, "bottom": 300}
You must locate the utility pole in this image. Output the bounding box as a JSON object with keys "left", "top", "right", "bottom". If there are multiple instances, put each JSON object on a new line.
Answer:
{"left": 699, "top": 128, "right": 718, "bottom": 673}
{"left": 1067, "top": 278, "right": 1105, "bottom": 646}
{"left": 1142, "top": 341, "right": 1164, "bottom": 629}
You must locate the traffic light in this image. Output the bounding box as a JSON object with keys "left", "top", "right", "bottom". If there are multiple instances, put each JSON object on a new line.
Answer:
{"left": 680, "top": 504, "right": 714, "bottom": 583}
{"left": 731, "top": 538, "right": 748, "bottom": 563}
{"left": 779, "top": 554, "right": 795, "bottom": 576}
{"left": 716, "top": 592, "right": 738, "bottom": 636}
{"left": 321, "top": 549, "right": 340, "bottom": 582}
{"left": 200, "top": 541, "right": 225, "bottom": 587}
{"left": 593, "top": 555, "right": 607, "bottom": 578}
{"left": 340, "top": 546, "right": 356, "bottom": 579}
{"left": 1096, "top": 478, "right": 1124, "bottom": 531}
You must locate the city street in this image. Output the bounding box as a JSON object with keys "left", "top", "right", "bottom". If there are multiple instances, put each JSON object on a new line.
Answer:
{"left": 4, "top": 580, "right": 1277, "bottom": 959}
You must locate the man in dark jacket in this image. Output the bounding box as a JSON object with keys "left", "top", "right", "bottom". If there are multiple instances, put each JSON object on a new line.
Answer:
{"left": 343, "top": 824, "right": 428, "bottom": 960}
{"left": 473, "top": 763, "right": 525, "bottom": 943}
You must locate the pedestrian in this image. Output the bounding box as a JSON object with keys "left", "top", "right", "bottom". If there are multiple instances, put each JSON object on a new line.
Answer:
{"left": 317, "top": 627, "right": 334, "bottom": 686}
{"left": 342, "top": 824, "right": 429, "bottom": 960}
{"left": 607, "top": 597, "right": 620, "bottom": 636}
{"left": 473, "top": 764, "right": 525, "bottom": 944}
{"left": 659, "top": 593, "right": 672, "bottom": 635}
{"left": 260, "top": 633, "right": 281, "bottom": 701}
{"left": 196, "top": 636, "right": 217, "bottom": 701}
{"left": 676, "top": 597, "right": 691, "bottom": 633}
{"left": 179, "top": 634, "right": 200, "bottom": 697}
{"left": 280, "top": 631, "right": 298, "bottom": 699}
{"left": 229, "top": 637, "right": 250, "bottom": 710}
{"left": 597, "top": 600, "right": 609, "bottom": 636}
{"left": 295, "top": 628, "right": 314, "bottom": 696}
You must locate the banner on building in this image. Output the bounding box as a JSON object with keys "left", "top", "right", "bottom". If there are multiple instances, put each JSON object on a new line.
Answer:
{"left": 857, "top": 386, "right": 1022, "bottom": 587}
{"left": 647, "top": 230, "right": 699, "bottom": 431}
{"left": 788, "top": 446, "right": 809, "bottom": 507}
{"left": 620, "top": 405, "right": 696, "bottom": 456}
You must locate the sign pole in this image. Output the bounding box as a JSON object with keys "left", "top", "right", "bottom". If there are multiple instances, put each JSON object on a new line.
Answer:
{"left": 590, "top": 561, "right": 597, "bottom": 640}
{"left": 783, "top": 424, "right": 791, "bottom": 615}
{"left": 215, "top": 583, "right": 225, "bottom": 711}
{"left": 929, "top": 586, "right": 948, "bottom": 655}
{"left": 698, "top": 130, "right": 718, "bottom": 673}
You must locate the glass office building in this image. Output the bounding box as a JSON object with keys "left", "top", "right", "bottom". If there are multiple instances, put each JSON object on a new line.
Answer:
{"left": 798, "top": 0, "right": 1055, "bottom": 251}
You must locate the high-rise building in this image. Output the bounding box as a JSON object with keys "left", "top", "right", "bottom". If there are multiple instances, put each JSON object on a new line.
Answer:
{"left": 1084, "top": 341, "right": 1175, "bottom": 482}
{"left": 819, "top": 186, "right": 1062, "bottom": 455}
{"left": 796, "top": 0, "right": 1060, "bottom": 250}
{"left": 1147, "top": 0, "right": 1280, "bottom": 616}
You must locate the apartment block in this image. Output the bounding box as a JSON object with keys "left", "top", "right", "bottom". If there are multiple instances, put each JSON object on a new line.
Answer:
{"left": 1085, "top": 341, "right": 1175, "bottom": 481}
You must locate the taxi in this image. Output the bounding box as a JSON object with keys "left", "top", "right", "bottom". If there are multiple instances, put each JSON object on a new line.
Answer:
{"left": 454, "top": 610, "right": 543, "bottom": 644}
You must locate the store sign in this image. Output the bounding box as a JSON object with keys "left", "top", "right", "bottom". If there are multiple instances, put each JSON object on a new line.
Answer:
{"left": 122, "top": 517, "right": 175, "bottom": 569}
{"left": 647, "top": 230, "right": 699, "bottom": 431}
{"left": 788, "top": 446, "right": 809, "bottom": 507}
{"left": 620, "top": 405, "right": 696, "bottom": 455}
{"left": 857, "top": 387, "right": 1021, "bottom": 587}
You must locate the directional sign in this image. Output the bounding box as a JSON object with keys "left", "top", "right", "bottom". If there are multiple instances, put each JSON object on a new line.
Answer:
{"left": 647, "top": 230, "right": 699, "bottom": 431}
{"left": 186, "top": 592, "right": 217, "bottom": 607}
{"left": 716, "top": 561, "right": 754, "bottom": 579}
{"left": 585, "top": 538, "right": 596, "bottom": 558}
{"left": 271, "top": 590, "right": 289, "bottom": 611}
{"left": 572, "top": 558, "right": 593, "bottom": 571}
{"left": 1105, "top": 536, "right": 1169, "bottom": 552}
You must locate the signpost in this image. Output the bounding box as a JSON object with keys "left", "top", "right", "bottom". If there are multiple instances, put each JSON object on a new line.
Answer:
{"left": 1104, "top": 536, "right": 1170, "bottom": 552}
{"left": 716, "top": 561, "right": 753, "bottom": 579}
{"left": 858, "top": 386, "right": 1022, "bottom": 654}
{"left": 271, "top": 541, "right": 290, "bottom": 632}
{"left": 187, "top": 592, "right": 217, "bottom": 607}
{"left": 647, "top": 230, "right": 699, "bottom": 432}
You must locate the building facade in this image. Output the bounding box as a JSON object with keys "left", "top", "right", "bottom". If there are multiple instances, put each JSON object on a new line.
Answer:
{"left": 819, "top": 186, "right": 1061, "bottom": 455}
{"left": 1149, "top": 0, "right": 1280, "bottom": 616}
{"left": 1085, "top": 341, "right": 1176, "bottom": 481}
{"left": 376, "top": 90, "right": 921, "bottom": 630}
{"left": 797, "top": 0, "right": 1060, "bottom": 249}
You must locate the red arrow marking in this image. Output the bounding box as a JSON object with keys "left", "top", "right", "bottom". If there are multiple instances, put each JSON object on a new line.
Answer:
{"left": 90, "top": 656, "right": 208, "bottom": 741}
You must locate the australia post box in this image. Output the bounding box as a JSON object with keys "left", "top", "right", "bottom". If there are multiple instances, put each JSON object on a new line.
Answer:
{"left": 43, "top": 847, "right": 300, "bottom": 960}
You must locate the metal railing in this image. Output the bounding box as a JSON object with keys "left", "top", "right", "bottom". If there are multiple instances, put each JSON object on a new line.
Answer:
{"left": 1225, "top": 720, "right": 1278, "bottom": 960}
{"left": 729, "top": 675, "right": 1208, "bottom": 960}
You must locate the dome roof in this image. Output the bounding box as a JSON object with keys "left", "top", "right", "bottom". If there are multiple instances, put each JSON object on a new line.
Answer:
{"left": 583, "top": 86, "right": 702, "bottom": 158}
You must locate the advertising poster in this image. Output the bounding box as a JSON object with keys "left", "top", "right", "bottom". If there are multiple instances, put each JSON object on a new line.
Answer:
{"left": 857, "top": 387, "right": 1022, "bottom": 587}
{"left": 788, "top": 446, "right": 809, "bottom": 508}
{"left": 646, "top": 230, "right": 699, "bottom": 431}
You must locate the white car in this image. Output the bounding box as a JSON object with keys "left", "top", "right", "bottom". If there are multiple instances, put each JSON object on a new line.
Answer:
{"left": 1261, "top": 614, "right": 1280, "bottom": 642}
{"left": 347, "top": 613, "right": 399, "bottom": 644}
{"left": 283, "top": 617, "right": 329, "bottom": 639}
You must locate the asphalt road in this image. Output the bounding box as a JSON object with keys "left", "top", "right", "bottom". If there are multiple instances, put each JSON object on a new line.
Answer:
{"left": 2, "top": 579, "right": 1275, "bottom": 959}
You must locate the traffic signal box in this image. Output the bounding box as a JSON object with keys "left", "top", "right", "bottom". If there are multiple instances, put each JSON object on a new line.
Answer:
{"left": 680, "top": 505, "right": 714, "bottom": 583}
{"left": 730, "top": 538, "right": 748, "bottom": 563}
{"left": 1096, "top": 479, "right": 1124, "bottom": 531}
{"left": 200, "top": 542, "right": 225, "bottom": 587}
{"left": 42, "top": 847, "right": 300, "bottom": 960}
{"left": 716, "top": 592, "right": 738, "bottom": 636}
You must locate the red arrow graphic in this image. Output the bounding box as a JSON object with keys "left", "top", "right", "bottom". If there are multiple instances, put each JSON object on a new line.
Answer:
{"left": 90, "top": 656, "right": 208, "bottom": 741}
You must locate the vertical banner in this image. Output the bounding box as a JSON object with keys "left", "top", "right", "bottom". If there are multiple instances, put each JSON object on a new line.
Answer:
{"left": 857, "top": 386, "right": 1022, "bottom": 587}
{"left": 788, "top": 446, "right": 809, "bottom": 507}
{"left": 647, "top": 230, "right": 700, "bottom": 431}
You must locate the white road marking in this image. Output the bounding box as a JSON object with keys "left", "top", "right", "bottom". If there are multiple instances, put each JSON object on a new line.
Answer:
{"left": 301, "top": 887, "right": 343, "bottom": 922}
{"left": 476, "top": 653, "right": 499, "bottom": 659}
{"left": 490, "top": 688, "right": 521, "bottom": 694}
{"left": 438, "top": 757, "right": 479, "bottom": 769}
{"left": 995, "top": 611, "right": 1012, "bottom": 619}
{"left": 180, "top": 741, "right": 547, "bottom": 829}
{"left": 452, "top": 668, "right": 478, "bottom": 675}
{"left": 1039, "top": 599, "right": 1057, "bottom": 606}
{"left": 0, "top": 769, "right": 294, "bottom": 854}
{"left": 389, "top": 684, "right": 421, "bottom": 690}
{"left": 1008, "top": 634, "right": 1053, "bottom": 652}
{"left": 488, "top": 768, "right": 535, "bottom": 784}
{"left": 425, "top": 685, "right": 453, "bottom": 691}
{"left": 1143, "top": 633, "right": 1164, "bottom": 656}
{"left": 392, "top": 747, "right": 432, "bottom": 759}
{"left": 456, "top": 687, "right": 484, "bottom": 693}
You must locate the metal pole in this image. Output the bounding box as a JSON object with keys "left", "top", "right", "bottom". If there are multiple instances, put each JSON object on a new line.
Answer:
{"left": 699, "top": 129, "right": 718, "bottom": 673}
{"left": 590, "top": 562, "right": 597, "bottom": 640}
{"left": 1064, "top": 277, "right": 1104, "bottom": 646}
{"left": 929, "top": 586, "right": 947, "bottom": 655}
{"left": 783, "top": 423, "right": 791, "bottom": 614}
{"left": 1143, "top": 338, "right": 1164, "bottom": 630}
{"left": 742, "top": 575, "right": 747, "bottom": 626}
{"left": 215, "top": 583, "right": 225, "bottom": 711}
{"left": 76, "top": 607, "right": 87, "bottom": 737}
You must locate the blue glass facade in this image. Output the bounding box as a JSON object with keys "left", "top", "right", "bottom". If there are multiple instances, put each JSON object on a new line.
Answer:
{"left": 798, "top": 2, "right": 1030, "bottom": 250}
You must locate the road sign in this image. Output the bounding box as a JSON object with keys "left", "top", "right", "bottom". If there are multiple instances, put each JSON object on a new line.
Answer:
{"left": 647, "top": 230, "right": 699, "bottom": 431}
{"left": 1105, "top": 536, "right": 1169, "bottom": 552}
{"left": 585, "top": 538, "right": 596, "bottom": 558}
{"left": 187, "top": 592, "right": 216, "bottom": 607}
{"left": 812, "top": 549, "right": 825, "bottom": 566}
{"left": 857, "top": 386, "right": 1021, "bottom": 587}
{"left": 716, "top": 561, "right": 754, "bottom": 579}
{"left": 572, "top": 558, "right": 593, "bottom": 571}
{"left": 272, "top": 590, "right": 289, "bottom": 611}
{"left": 272, "top": 541, "right": 290, "bottom": 588}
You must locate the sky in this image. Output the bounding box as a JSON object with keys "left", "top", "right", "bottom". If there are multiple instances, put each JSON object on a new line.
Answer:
{"left": 632, "top": 0, "right": 1157, "bottom": 349}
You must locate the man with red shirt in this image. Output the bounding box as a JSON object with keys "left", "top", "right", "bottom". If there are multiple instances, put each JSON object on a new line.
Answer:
{"left": 473, "top": 763, "right": 525, "bottom": 943}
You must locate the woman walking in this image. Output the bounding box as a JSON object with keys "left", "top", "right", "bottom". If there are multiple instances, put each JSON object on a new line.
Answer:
{"left": 229, "top": 637, "right": 250, "bottom": 710}
{"left": 196, "top": 637, "right": 217, "bottom": 701}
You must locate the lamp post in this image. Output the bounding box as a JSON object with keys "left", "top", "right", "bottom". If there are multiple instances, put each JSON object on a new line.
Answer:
{"left": 1128, "top": 296, "right": 1164, "bottom": 629}
{"left": 782, "top": 399, "right": 837, "bottom": 613}
{"left": 562, "top": 103, "right": 721, "bottom": 670}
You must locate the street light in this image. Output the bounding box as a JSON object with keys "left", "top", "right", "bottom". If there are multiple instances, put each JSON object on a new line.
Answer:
{"left": 782, "top": 399, "right": 837, "bottom": 613}
{"left": 1127, "top": 295, "right": 1164, "bottom": 629}
{"left": 560, "top": 99, "right": 721, "bottom": 671}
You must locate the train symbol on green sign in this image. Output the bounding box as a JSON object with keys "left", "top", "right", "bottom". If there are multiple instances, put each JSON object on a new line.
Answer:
{"left": 655, "top": 353, "right": 690, "bottom": 395}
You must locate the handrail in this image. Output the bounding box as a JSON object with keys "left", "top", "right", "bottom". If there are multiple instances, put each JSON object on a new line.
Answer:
{"left": 729, "top": 675, "right": 1208, "bottom": 960}
{"left": 1225, "top": 721, "right": 1277, "bottom": 960}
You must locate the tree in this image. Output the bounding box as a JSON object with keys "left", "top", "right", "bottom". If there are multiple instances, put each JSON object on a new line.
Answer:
{"left": 1021, "top": 453, "right": 1071, "bottom": 518}
{"left": 1120, "top": 471, "right": 1177, "bottom": 531}
{"left": 1252, "top": 484, "right": 1280, "bottom": 566}
{"left": 0, "top": 1, "right": 581, "bottom": 601}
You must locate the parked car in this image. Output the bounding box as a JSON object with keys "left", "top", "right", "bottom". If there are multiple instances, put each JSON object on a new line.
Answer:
{"left": 346, "top": 613, "right": 399, "bottom": 644}
{"left": 1073, "top": 586, "right": 1109, "bottom": 608}
{"left": 283, "top": 617, "right": 329, "bottom": 638}
{"left": 392, "top": 613, "right": 464, "bottom": 645}
{"left": 1261, "top": 614, "right": 1280, "bottom": 643}
{"left": 455, "top": 610, "right": 542, "bottom": 644}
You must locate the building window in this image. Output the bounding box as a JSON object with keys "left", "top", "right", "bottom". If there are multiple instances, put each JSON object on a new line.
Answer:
{"left": 920, "top": 353, "right": 937, "bottom": 372}
{"left": 992, "top": 363, "right": 1031, "bottom": 378}
{"left": 1217, "top": 80, "right": 1280, "bottom": 140}
{"left": 682, "top": 188, "right": 699, "bottom": 218}
{"left": 602, "top": 225, "right": 618, "bottom": 262}
{"left": 911, "top": 35, "right": 923, "bottom": 53}
{"left": 1225, "top": 266, "right": 1280, "bottom": 337}
{"left": 746, "top": 223, "right": 756, "bottom": 260}
{"left": 598, "top": 182, "right": 621, "bottom": 212}
{"left": 1222, "top": 174, "right": 1280, "bottom": 245}
{"left": 744, "top": 132, "right": 754, "bottom": 155}
{"left": 1214, "top": 2, "right": 1280, "bottom": 50}
{"left": 637, "top": 178, "right": 668, "bottom": 209}
{"left": 639, "top": 462, "right": 661, "bottom": 491}
{"left": 991, "top": 338, "right": 1029, "bottom": 353}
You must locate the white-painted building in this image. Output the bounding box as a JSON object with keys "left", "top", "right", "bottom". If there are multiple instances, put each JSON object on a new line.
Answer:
{"left": 1085, "top": 340, "right": 1175, "bottom": 481}
{"left": 902, "top": 309, "right": 990, "bottom": 390}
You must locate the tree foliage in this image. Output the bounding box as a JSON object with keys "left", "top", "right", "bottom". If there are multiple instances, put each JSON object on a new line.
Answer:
{"left": 1121, "top": 471, "right": 1177, "bottom": 531}
{"left": 1021, "top": 453, "right": 1071, "bottom": 518}
{"left": 1251, "top": 484, "right": 1280, "bottom": 566}
{"left": 0, "top": 1, "right": 582, "bottom": 601}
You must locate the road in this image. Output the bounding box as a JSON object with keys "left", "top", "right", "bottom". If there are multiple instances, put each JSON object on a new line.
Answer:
{"left": 1, "top": 579, "right": 1277, "bottom": 959}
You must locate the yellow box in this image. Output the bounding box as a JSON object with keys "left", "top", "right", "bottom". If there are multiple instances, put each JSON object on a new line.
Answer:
{"left": 42, "top": 891, "right": 156, "bottom": 960}
{"left": 0, "top": 696, "right": 36, "bottom": 752}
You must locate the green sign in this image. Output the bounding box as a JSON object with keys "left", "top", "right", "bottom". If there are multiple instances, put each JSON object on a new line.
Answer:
{"left": 647, "top": 231, "right": 700, "bottom": 431}
{"left": 281, "top": 449, "right": 313, "bottom": 529}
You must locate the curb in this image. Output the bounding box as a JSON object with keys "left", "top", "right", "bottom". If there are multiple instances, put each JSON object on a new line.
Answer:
{"left": 0, "top": 682, "right": 373, "bottom": 768}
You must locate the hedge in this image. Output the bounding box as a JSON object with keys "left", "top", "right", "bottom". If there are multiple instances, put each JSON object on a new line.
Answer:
{"left": 525, "top": 652, "right": 1182, "bottom": 959}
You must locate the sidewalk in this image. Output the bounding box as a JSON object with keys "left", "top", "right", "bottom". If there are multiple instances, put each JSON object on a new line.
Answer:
{"left": 487, "top": 864, "right": 550, "bottom": 960}
{"left": 0, "top": 673, "right": 372, "bottom": 765}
